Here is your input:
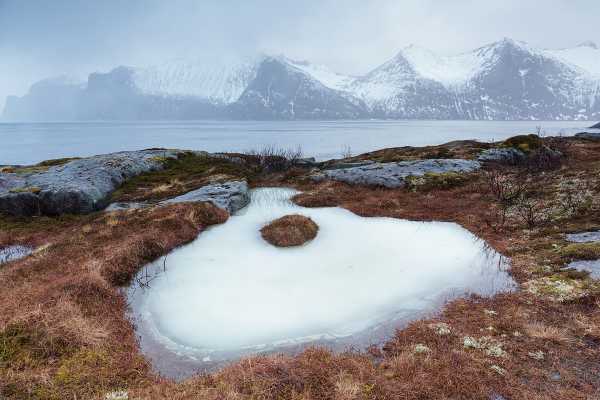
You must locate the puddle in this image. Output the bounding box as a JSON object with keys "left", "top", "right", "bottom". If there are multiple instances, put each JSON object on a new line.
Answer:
{"left": 0, "top": 245, "right": 33, "bottom": 265}
{"left": 566, "top": 230, "right": 600, "bottom": 243}
{"left": 565, "top": 260, "right": 600, "bottom": 279}
{"left": 128, "top": 188, "right": 515, "bottom": 379}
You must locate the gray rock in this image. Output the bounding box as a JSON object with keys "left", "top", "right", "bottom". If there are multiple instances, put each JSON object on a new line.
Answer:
{"left": 160, "top": 181, "right": 249, "bottom": 214}
{"left": 575, "top": 132, "right": 600, "bottom": 140}
{"left": 591, "top": 122, "right": 600, "bottom": 129}
{"left": 0, "top": 149, "right": 182, "bottom": 216}
{"left": 312, "top": 159, "right": 480, "bottom": 188}
{"left": 0, "top": 245, "right": 33, "bottom": 265}
{"left": 566, "top": 230, "right": 600, "bottom": 243}
{"left": 478, "top": 147, "right": 526, "bottom": 163}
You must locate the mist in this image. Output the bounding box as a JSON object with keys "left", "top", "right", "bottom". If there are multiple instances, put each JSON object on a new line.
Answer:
{"left": 1, "top": 0, "right": 599, "bottom": 110}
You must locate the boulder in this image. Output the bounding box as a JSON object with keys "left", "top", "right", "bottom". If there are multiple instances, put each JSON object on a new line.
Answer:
{"left": 478, "top": 148, "right": 526, "bottom": 163}
{"left": 0, "top": 149, "right": 182, "bottom": 216}
{"left": 311, "top": 159, "right": 480, "bottom": 188}
{"left": 160, "top": 181, "right": 249, "bottom": 214}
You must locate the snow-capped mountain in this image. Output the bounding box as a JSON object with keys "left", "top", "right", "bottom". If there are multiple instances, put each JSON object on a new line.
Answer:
{"left": 4, "top": 38, "right": 600, "bottom": 120}
{"left": 132, "top": 55, "right": 263, "bottom": 104}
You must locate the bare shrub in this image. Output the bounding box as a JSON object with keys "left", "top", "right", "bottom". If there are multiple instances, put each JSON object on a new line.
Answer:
{"left": 555, "top": 178, "right": 594, "bottom": 219}
{"left": 244, "top": 145, "right": 304, "bottom": 172}
{"left": 482, "top": 169, "right": 526, "bottom": 228}
{"left": 482, "top": 169, "right": 553, "bottom": 229}
{"left": 512, "top": 196, "right": 551, "bottom": 229}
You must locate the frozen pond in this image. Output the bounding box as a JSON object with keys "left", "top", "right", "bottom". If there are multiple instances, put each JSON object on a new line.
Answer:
{"left": 128, "top": 188, "right": 515, "bottom": 379}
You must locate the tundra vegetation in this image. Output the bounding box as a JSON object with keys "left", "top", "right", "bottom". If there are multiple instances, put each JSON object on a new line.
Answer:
{"left": 1, "top": 137, "right": 600, "bottom": 399}
{"left": 260, "top": 214, "right": 319, "bottom": 247}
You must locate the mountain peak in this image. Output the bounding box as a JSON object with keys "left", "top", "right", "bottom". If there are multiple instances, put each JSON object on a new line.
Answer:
{"left": 493, "top": 37, "right": 530, "bottom": 50}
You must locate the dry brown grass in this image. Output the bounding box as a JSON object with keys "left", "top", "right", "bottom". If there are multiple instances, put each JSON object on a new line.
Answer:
{"left": 0, "top": 202, "right": 228, "bottom": 399}
{"left": 260, "top": 214, "right": 319, "bottom": 247}
{"left": 2, "top": 136, "right": 600, "bottom": 399}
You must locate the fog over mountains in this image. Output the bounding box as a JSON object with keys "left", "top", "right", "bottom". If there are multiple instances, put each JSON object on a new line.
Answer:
{"left": 4, "top": 38, "right": 600, "bottom": 121}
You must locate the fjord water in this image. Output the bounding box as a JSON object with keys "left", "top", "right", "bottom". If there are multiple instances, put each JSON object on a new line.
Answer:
{"left": 0, "top": 120, "right": 595, "bottom": 165}
{"left": 128, "top": 188, "right": 515, "bottom": 379}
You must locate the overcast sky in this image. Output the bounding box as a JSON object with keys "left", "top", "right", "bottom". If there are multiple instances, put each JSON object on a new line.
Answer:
{"left": 0, "top": 0, "right": 598, "bottom": 108}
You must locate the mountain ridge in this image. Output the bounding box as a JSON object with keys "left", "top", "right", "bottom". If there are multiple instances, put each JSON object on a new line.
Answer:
{"left": 4, "top": 38, "right": 600, "bottom": 121}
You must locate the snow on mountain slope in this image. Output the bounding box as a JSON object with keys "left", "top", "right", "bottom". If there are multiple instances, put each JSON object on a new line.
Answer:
{"left": 546, "top": 42, "right": 600, "bottom": 77}
{"left": 132, "top": 55, "right": 263, "bottom": 104}
{"left": 400, "top": 45, "right": 486, "bottom": 87}
{"left": 344, "top": 53, "right": 418, "bottom": 104}
{"left": 284, "top": 58, "right": 354, "bottom": 91}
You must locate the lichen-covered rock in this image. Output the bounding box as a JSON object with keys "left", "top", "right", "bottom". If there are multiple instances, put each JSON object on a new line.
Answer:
{"left": 477, "top": 148, "right": 526, "bottom": 163}
{"left": 0, "top": 150, "right": 182, "bottom": 216}
{"left": 312, "top": 159, "right": 480, "bottom": 188}
{"left": 160, "top": 181, "right": 249, "bottom": 214}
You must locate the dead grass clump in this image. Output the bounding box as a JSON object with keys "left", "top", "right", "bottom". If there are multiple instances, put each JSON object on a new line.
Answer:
{"left": 523, "top": 321, "right": 575, "bottom": 344}
{"left": 261, "top": 214, "right": 319, "bottom": 247}
{"left": 292, "top": 191, "right": 340, "bottom": 207}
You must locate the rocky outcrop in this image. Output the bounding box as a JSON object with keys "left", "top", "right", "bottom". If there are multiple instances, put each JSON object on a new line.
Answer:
{"left": 477, "top": 148, "right": 526, "bottom": 163}
{"left": 576, "top": 132, "right": 600, "bottom": 140}
{"left": 0, "top": 150, "right": 182, "bottom": 216}
{"left": 160, "top": 181, "right": 250, "bottom": 214}
{"left": 311, "top": 159, "right": 481, "bottom": 188}
{"left": 591, "top": 122, "right": 600, "bottom": 129}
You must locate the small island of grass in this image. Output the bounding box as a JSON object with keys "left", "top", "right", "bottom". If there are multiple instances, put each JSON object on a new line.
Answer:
{"left": 260, "top": 214, "right": 319, "bottom": 247}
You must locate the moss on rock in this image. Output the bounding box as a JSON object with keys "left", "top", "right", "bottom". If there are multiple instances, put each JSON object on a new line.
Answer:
{"left": 405, "top": 171, "right": 468, "bottom": 191}
{"left": 502, "top": 134, "right": 544, "bottom": 154}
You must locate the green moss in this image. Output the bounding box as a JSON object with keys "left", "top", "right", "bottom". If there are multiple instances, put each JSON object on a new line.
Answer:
{"left": 112, "top": 152, "right": 256, "bottom": 202}
{"left": 0, "top": 324, "right": 73, "bottom": 369}
{"left": 405, "top": 172, "right": 468, "bottom": 191}
{"left": 55, "top": 349, "right": 108, "bottom": 387}
{"left": 559, "top": 243, "right": 600, "bottom": 261}
{"left": 9, "top": 186, "right": 42, "bottom": 194}
{"left": 36, "top": 157, "right": 80, "bottom": 167}
{"left": 148, "top": 155, "right": 170, "bottom": 165}
{"left": 501, "top": 134, "right": 543, "bottom": 154}
{"left": 1, "top": 157, "right": 79, "bottom": 176}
